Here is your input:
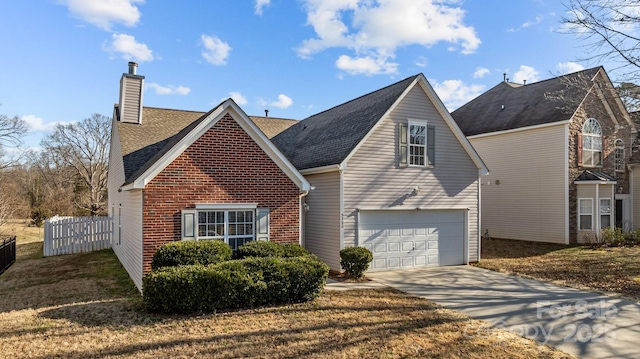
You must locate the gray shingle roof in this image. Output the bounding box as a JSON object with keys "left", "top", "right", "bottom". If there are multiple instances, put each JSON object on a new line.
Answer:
{"left": 451, "top": 67, "right": 603, "bottom": 136}
{"left": 575, "top": 170, "right": 617, "bottom": 182}
{"left": 117, "top": 105, "right": 297, "bottom": 184}
{"left": 271, "top": 74, "right": 419, "bottom": 170}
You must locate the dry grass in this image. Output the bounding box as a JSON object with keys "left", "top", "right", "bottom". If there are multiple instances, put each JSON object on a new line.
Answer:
{"left": 475, "top": 238, "right": 640, "bottom": 302}
{"left": 0, "top": 222, "right": 574, "bottom": 359}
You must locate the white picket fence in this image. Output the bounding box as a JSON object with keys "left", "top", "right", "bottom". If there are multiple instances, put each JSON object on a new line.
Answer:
{"left": 43, "top": 215, "right": 113, "bottom": 256}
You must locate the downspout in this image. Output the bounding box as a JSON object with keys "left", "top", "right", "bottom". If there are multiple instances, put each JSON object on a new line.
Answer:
{"left": 299, "top": 189, "right": 311, "bottom": 246}
{"left": 477, "top": 168, "right": 482, "bottom": 262}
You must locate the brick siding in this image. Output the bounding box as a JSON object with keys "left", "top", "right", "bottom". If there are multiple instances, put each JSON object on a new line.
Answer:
{"left": 141, "top": 114, "right": 300, "bottom": 273}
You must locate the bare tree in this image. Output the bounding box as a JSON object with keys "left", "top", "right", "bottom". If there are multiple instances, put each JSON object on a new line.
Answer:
{"left": 40, "top": 114, "right": 111, "bottom": 216}
{"left": 561, "top": 0, "right": 640, "bottom": 81}
{"left": 0, "top": 113, "right": 28, "bottom": 169}
{"left": 0, "top": 113, "right": 28, "bottom": 226}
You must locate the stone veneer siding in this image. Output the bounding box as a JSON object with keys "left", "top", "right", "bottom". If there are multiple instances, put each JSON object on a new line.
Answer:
{"left": 141, "top": 114, "right": 300, "bottom": 273}
{"left": 567, "top": 80, "right": 633, "bottom": 243}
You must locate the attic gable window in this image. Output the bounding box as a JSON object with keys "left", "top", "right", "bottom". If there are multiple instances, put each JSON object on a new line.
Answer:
{"left": 580, "top": 118, "right": 603, "bottom": 167}
{"left": 399, "top": 121, "right": 435, "bottom": 168}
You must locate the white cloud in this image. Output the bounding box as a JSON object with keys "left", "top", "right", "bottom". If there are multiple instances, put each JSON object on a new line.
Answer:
{"left": 512, "top": 65, "right": 539, "bottom": 84}
{"left": 270, "top": 94, "right": 293, "bottom": 109}
{"left": 255, "top": 0, "right": 271, "bottom": 15}
{"left": 61, "top": 0, "right": 143, "bottom": 31}
{"left": 508, "top": 15, "right": 544, "bottom": 32}
{"left": 473, "top": 67, "right": 490, "bottom": 79}
{"left": 522, "top": 15, "right": 543, "bottom": 28}
{"left": 105, "top": 33, "right": 154, "bottom": 62}
{"left": 557, "top": 61, "right": 585, "bottom": 74}
{"left": 201, "top": 35, "right": 232, "bottom": 65}
{"left": 297, "top": 0, "right": 480, "bottom": 75}
{"left": 22, "top": 115, "right": 72, "bottom": 132}
{"left": 146, "top": 82, "right": 190, "bottom": 95}
{"left": 228, "top": 92, "right": 248, "bottom": 105}
{"left": 414, "top": 56, "right": 428, "bottom": 68}
{"left": 336, "top": 55, "right": 398, "bottom": 75}
{"left": 430, "top": 79, "right": 485, "bottom": 111}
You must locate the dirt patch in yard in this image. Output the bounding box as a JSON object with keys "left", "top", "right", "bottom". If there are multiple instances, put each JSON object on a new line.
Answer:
{"left": 475, "top": 238, "right": 640, "bottom": 303}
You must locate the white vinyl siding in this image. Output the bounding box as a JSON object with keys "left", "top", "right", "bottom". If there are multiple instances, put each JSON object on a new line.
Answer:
{"left": 113, "top": 189, "right": 144, "bottom": 291}
{"left": 470, "top": 123, "right": 568, "bottom": 244}
{"left": 108, "top": 121, "right": 145, "bottom": 291}
{"left": 344, "top": 85, "right": 480, "bottom": 262}
{"left": 119, "top": 75, "right": 143, "bottom": 124}
{"left": 303, "top": 171, "right": 342, "bottom": 270}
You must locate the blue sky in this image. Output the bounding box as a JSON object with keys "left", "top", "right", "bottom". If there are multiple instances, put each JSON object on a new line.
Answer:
{"left": 0, "top": 0, "right": 622, "bottom": 150}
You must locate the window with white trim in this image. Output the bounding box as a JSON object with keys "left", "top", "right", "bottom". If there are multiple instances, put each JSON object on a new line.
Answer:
{"left": 398, "top": 121, "right": 435, "bottom": 168}
{"left": 614, "top": 139, "right": 625, "bottom": 172}
{"left": 581, "top": 118, "right": 603, "bottom": 167}
{"left": 600, "top": 198, "right": 612, "bottom": 229}
{"left": 578, "top": 198, "right": 593, "bottom": 230}
{"left": 182, "top": 206, "right": 270, "bottom": 250}
{"left": 197, "top": 210, "right": 254, "bottom": 250}
{"left": 409, "top": 122, "right": 426, "bottom": 166}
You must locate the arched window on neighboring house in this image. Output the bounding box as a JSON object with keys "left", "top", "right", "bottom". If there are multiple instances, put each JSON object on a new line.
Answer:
{"left": 615, "top": 139, "right": 625, "bottom": 172}
{"left": 580, "top": 118, "right": 603, "bottom": 167}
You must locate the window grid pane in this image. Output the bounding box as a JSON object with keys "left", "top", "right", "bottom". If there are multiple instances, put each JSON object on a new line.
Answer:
{"left": 408, "top": 124, "right": 426, "bottom": 166}
{"left": 198, "top": 210, "right": 225, "bottom": 239}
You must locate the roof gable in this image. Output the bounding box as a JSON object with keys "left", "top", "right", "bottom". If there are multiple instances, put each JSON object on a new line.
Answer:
{"left": 117, "top": 100, "right": 309, "bottom": 191}
{"left": 272, "top": 74, "right": 487, "bottom": 174}
{"left": 271, "top": 75, "right": 419, "bottom": 170}
{"left": 451, "top": 67, "right": 603, "bottom": 136}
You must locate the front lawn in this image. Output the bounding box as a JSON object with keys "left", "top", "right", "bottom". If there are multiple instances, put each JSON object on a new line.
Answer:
{"left": 0, "top": 221, "right": 573, "bottom": 358}
{"left": 475, "top": 238, "right": 640, "bottom": 302}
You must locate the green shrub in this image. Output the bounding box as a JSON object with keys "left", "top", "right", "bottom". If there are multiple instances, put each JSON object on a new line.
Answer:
{"left": 281, "top": 243, "right": 311, "bottom": 257}
{"left": 340, "top": 246, "right": 373, "bottom": 279}
{"left": 151, "top": 240, "right": 232, "bottom": 270}
{"left": 236, "top": 241, "right": 311, "bottom": 259}
{"left": 601, "top": 226, "right": 625, "bottom": 247}
{"left": 623, "top": 229, "right": 640, "bottom": 246}
{"left": 236, "top": 240, "right": 284, "bottom": 258}
{"left": 142, "top": 256, "right": 329, "bottom": 313}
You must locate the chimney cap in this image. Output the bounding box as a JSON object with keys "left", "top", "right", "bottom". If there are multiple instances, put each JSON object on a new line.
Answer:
{"left": 128, "top": 62, "right": 138, "bottom": 75}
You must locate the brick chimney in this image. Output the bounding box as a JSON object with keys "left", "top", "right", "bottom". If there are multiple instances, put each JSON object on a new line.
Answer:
{"left": 118, "top": 62, "right": 144, "bottom": 124}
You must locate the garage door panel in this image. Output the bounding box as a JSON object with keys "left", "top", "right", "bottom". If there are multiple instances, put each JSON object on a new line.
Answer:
{"left": 359, "top": 210, "right": 464, "bottom": 271}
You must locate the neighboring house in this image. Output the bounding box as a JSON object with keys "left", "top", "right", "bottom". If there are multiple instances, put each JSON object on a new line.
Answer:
{"left": 451, "top": 67, "right": 638, "bottom": 244}
{"left": 108, "top": 63, "right": 310, "bottom": 290}
{"left": 272, "top": 74, "right": 487, "bottom": 272}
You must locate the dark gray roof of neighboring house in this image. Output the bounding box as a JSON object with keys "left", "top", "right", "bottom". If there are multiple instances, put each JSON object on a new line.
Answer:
{"left": 575, "top": 170, "right": 617, "bottom": 182}
{"left": 117, "top": 105, "right": 297, "bottom": 184}
{"left": 271, "top": 74, "right": 419, "bottom": 170}
{"left": 451, "top": 67, "right": 603, "bottom": 137}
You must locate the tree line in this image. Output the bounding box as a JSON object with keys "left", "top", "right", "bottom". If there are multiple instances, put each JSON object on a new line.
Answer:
{"left": 0, "top": 114, "right": 110, "bottom": 227}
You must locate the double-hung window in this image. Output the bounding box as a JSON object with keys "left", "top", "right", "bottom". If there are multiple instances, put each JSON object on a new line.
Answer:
{"left": 182, "top": 205, "right": 270, "bottom": 250}
{"left": 399, "top": 120, "right": 435, "bottom": 168}
{"left": 578, "top": 198, "right": 593, "bottom": 230}
{"left": 409, "top": 122, "right": 426, "bottom": 166}
{"left": 614, "top": 139, "right": 625, "bottom": 172}
{"left": 600, "top": 198, "right": 612, "bottom": 229}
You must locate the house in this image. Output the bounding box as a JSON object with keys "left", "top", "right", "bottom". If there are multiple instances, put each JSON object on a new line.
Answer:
{"left": 107, "top": 62, "right": 310, "bottom": 290}
{"left": 272, "top": 74, "right": 487, "bottom": 272}
{"left": 451, "top": 67, "right": 638, "bottom": 244}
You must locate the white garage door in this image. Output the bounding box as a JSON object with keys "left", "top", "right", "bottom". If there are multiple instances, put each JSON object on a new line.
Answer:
{"left": 359, "top": 210, "right": 465, "bottom": 271}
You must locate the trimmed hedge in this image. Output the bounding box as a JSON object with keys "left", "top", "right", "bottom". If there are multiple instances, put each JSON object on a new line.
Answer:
{"left": 340, "top": 246, "right": 373, "bottom": 279}
{"left": 143, "top": 255, "right": 329, "bottom": 313}
{"left": 151, "top": 240, "right": 233, "bottom": 270}
{"left": 236, "top": 241, "right": 310, "bottom": 259}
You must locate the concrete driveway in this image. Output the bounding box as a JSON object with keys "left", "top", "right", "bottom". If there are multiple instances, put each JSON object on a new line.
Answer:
{"left": 367, "top": 266, "right": 640, "bottom": 359}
